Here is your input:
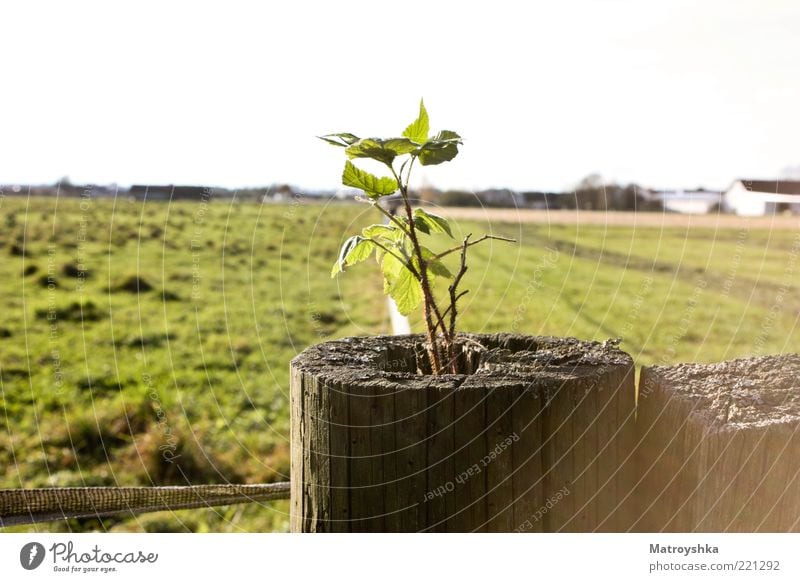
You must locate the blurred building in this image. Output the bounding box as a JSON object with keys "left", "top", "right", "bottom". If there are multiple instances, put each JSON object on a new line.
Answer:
{"left": 724, "top": 179, "right": 800, "bottom": 216}
{"left": 649, "top": 189, "right": 722, "bottom": 214}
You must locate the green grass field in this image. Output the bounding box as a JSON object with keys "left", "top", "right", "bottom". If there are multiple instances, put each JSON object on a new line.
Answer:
{"left": 418, "top": 217, "right": 800, "bottom": 366}
{"left": 1, "top": 197, "right": 798, "bottom": 532}
{"left": 0, "top": 196, "right": 385, "bottom": 532}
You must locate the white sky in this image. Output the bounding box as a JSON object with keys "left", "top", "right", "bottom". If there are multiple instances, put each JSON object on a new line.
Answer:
{"left": 1, "top": 0, "right": 798, "bottom": 192}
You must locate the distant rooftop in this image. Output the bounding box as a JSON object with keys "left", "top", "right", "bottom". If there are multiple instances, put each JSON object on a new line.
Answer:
{"left": 735, "top": 179, "right": 800, "bottom": 195}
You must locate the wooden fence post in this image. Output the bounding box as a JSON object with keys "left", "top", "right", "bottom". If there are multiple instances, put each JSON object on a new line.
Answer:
{"left": 290, "top": 334, "right": 636, "bottom": 532}
{"left": 635, "top": 355, "right": 800, "bottom": 532}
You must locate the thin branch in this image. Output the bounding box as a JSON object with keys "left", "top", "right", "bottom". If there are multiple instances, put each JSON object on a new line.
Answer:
{"left": 448, "top": 234, "right": 471, "bottom": 342}
{"left": 371, "top": 200, "right": 411, "bottom": 235}
{"left": 404, "top": 156, "right": 416, "bottom": 192}
{"left": 433, "top": 234, "right": 516, "bottom": 261}
{"left": 398, "top": 158, "right": 409, "bottom": 180}
{"left": 432, "top": 290, "right": 469, "bottom": 334}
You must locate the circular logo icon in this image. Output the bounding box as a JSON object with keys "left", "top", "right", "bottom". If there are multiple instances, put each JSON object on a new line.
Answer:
{"left": 20, "top": 542, "right": 46, "bottom": 570}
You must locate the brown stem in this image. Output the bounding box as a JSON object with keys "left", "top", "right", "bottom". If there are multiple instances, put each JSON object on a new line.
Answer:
{"left": 391, "top": 164, "right": 450, "bottom": 374}
{"left": 434, "top": 235, "right": 471, "bottom": 373}
{"left": 433, "top": 290, "right": 469, "bottom": 335}
{"left": 448, "top": 235, "right": 471, "bottom": 341}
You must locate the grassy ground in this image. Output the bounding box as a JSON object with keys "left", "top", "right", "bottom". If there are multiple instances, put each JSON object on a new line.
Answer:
{"left": 2, "top": 198, "right": 798, "bottom": 531}
{"left": 0, "top": 195, "right": 385, "bottom": 532}
{"left": 413, "top": 217, "right": 800, "bottom": 366}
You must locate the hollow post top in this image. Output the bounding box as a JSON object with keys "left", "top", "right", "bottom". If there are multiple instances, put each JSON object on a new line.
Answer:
{"left": 291, "top": 333, "right": 632, "bottom": 393}
{"left": 642, "top": 354, "right": 800, "bottom": 431}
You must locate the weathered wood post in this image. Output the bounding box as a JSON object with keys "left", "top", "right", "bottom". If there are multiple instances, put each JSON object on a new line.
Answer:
{"left": 635, "top": 354, "right": 800, "bottom": 532}
{"left": 290, "top": 333, "right": 636, "bottom": 532}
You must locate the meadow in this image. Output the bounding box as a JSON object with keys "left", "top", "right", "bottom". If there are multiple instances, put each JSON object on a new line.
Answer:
{"left": 0, "top": 195, "right": 385, "bottom": 532}
{"left": 1, "top": 196, "right": 798, "bottom": 532}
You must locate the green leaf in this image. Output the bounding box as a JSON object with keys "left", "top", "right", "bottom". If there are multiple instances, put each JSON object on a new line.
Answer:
{"left": 381, "top": 249, "right": 405, "bottom": 279}
{"left": 418, "top": 143, "right": 459, "bottom": 166}
{"left": 382, "top": 138, "right": 419, "bottom": 155}
{"left": 318, "top": 133, "right": 360, "bottom": 147}
{"left": 427, "top": 259, "right": 452, "bottom": 279}
{"left": 403, "top": 99, "right": 429, "bottom": 143}
{"left": 346, "top": 137, "right": 417, "bottom": 165}
{"left": 363, "top": 223, "right": 408, "bottom": 242}
{"left": 416, "top": 130, "right": 463, "bottom": 166}
{"left": 362, "top": 224, "right": 403, "bottom": 243}
{"left": 413, "top": 208, "right": 453, "bottom": 238}
{"left": 381, "top": 252, "right": 422, "bottom": 316}
{"left": 331, "top": 235, "right": 375, "bottom": 276}
{"left": 362, "top": 224, "right": 396, "bottom": 238}
{"left": 389, "top": 267, "right": 423, "bottom": 315}
{"left": 346, "top": 237, "right": 376, "bottom": 265}
{"left": 420, "top": 247, "right": 453, "bottom": 279}
{"left": 342, "top": 161, "right": 398, "bottom": 198}
{"left": 331, "top": 235, "right": 358, "bottom": 277}
{"left": 346, "top": 138, "right": 395, "bottom": 164}
{"left": 434, "top": 130, "right": 461, "bottom": 142}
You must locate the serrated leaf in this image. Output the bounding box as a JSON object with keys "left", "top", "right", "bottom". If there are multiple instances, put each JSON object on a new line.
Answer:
{"left": 413, "top": 208, "right": 453, "bottom": 238}
{"left": 381, "top": 249, "right": 405, "bottom": 278}
{"left": 342, "top": 161, "right": 398, "bottom": 199}
{"left": 346, "top": 237, "right": 376, "bottom": 265}
{"left": 382, "top": 252, "right": 423, "bottom": 316}
{"left": 346, "top": 138, "right": 395, "bottom": 164}
{"left": 331, "top": 235, "right": 358, "bottom": 277}
{"left": 420, "top": 247, "right": 453, "bottom": 279}
{"left": 346, "top": 137, "right": 417, "bottom": 165}
{"left": 318, "top": 133, "right": 360, "bottom": 147}
{"left": 383, "top": 138, "right": 419, "bottom": 155}
{"left": 362, "top": 224, "right": 396, "bottom": 238}
{"left": 389, "top": 267, "right": 423, "bottom": 315}
{"left": 418, "top": 144, "right": 459, "bottom": 166}
{"left": 416, "top": 130, "right": 463, "bottom": 166}
{"left": 331, "top": 235, "right": 361, "bottom": 276}
{"left": 331, "top": 235, "right": 375, "bottom": 277}
{"left": 427, "top": 259, "right": 452, "bottom": 279}
{"left": 434, "top": 130, "right": 461, "bottom": 142}
{"left": 403, "top": 99, "right": 429, "bottom": 143}
{"left": 363, "top": 223, "right": 407, "bottom": 243}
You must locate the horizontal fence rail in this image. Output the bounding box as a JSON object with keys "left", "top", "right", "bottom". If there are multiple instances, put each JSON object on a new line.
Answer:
{"left": 0, "top": 483, "right": 291, "bottom": 527}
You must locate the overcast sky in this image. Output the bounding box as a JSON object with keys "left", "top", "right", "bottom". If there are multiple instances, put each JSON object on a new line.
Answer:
{"left": 2, "top": 0, "right": 798, "bottom": 192}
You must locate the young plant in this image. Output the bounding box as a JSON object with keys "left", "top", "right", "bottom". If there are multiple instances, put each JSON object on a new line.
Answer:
{"left": 320, "top": 100, "right": 514, "bottom": 375}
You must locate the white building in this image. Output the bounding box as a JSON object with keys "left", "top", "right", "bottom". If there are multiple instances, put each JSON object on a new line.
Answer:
{"left": 651, "top": 189, "right": 722, "bottom": 214}
{"left": 724, "top": 179, "right": 800, "bottom": 216}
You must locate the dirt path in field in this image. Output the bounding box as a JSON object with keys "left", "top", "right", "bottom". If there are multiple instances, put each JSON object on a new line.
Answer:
{"left": 437, "top": 206, "right": 800, "bottom": 317}
{"left": 543, "top": 237, "right": 800, "bottom": 317}
{"left": 435, "top": 207, "right": 800, "bottom": 230}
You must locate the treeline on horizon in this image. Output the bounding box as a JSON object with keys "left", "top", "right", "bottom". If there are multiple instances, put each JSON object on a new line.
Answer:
{"left": 2, "top": 175, "right": 668, "bottom": 211}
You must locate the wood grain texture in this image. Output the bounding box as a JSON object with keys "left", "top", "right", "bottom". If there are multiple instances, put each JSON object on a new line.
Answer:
{"left": 484, "top": 385, "right": 515, "bottom": 531}
{"left": 424, "top": 383, "right": 455, "bottom": 531}
{"left": 510, "top": 387, "right": 544, "bottom": 532}
{"left": 290, "top": 334, "right": 635, "bottom": 532}
{"left": 392, "top": 385, "right": 427, "bottom": 532}
{"left": 451, "top": 385, "right": 488, "bottom": 532}
{"left": 635, "top": 355, "right": 800, "bottom": 532}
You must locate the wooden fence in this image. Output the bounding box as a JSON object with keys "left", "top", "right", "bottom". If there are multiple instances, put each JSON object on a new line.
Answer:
{"left": 0, "top": 484, "right": 290, "bottom": 527}
{"left": 2, "top": 350, "right": 797, "bottom": 532}
{"left": 635, "top": 354, "right": 800, "bottom": 532}
{"left": 291, "top": 341, "right": 800, "bottom": 533}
